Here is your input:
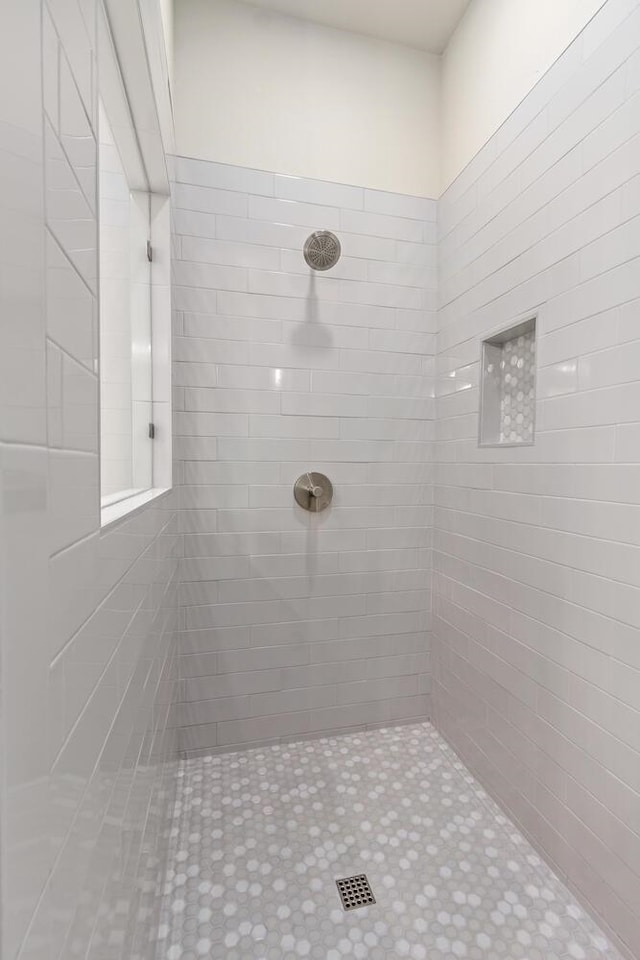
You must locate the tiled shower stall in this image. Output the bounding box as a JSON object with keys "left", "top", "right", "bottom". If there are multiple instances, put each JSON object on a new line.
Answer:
{"left": 170, "top": 157, "right": 436, "bottom": 753}
{"left": 1, "top": 0, "right": 640, "bottom": 959}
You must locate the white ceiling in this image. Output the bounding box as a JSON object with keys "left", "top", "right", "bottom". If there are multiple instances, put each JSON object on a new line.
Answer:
{"left": 240, "top": 0, "right": 472, "bottom": 54}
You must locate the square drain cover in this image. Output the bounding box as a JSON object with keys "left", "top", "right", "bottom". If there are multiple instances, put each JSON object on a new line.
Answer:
{"left": 336, "top": 874, "right": 376, "bottom": 911}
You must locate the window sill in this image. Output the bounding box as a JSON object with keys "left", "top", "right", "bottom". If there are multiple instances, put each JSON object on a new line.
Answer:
{"left": 100, "top": 486, "right": 171, "bottom": 531}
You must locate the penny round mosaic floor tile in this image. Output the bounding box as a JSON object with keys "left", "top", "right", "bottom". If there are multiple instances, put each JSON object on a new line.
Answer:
{"left": 155, "top": 723, "right": 622, "bottom": 960}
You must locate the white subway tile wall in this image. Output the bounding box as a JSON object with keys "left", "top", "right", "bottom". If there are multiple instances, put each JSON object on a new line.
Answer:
{"left": 435, "top": 1, "right": 640, "bottom": 957}
{"left": 0, "top": 3, "right": 179, "bottom": 960}
{"left": 171, "top": 158, "right": 436, "bottom": 754}
{"left": 4, "top": 2, "right": 640, "bottom": 960}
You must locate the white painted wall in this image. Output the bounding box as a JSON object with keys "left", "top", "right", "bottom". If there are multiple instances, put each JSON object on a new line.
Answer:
{"left": 441, "top": 0, "right": 607, "bottom": 189}
{"left": 173, "top": 0, "right": 441, "bottom": 197}
{"left": 173, "top": 0, "right": 614, "bottom": 198}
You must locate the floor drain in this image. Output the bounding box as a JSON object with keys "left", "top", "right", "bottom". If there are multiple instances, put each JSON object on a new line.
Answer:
{"left": 336, "top": 874, "right": 376, "bottom": 911}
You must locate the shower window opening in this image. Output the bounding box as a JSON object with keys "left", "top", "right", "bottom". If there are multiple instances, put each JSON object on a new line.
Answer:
{"left": 99, "top": 99, "right": 153, "bottom": 510}
{"left": 98, "top": 0, "right": 172, "bottom": 528}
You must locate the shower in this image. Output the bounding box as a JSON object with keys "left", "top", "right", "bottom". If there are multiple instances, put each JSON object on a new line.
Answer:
{"left": 3, "top": 0, "right": 639, "bottom": 958}
{"left": 303, "top": 229, "right": 342, "bottom": 270}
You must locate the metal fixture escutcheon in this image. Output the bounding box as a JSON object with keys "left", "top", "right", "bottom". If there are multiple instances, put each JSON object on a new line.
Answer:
{"left": 293, "top": 472, "right": 333, "bottom": 512}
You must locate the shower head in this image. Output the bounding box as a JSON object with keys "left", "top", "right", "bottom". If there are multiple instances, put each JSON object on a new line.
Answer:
{"left": 303, "top": 230, "right": 341, "bottom": 271}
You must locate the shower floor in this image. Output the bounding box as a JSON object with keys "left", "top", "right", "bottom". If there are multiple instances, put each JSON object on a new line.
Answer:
{"left": 156, "top": 722, "right": 621, "bottom": 960}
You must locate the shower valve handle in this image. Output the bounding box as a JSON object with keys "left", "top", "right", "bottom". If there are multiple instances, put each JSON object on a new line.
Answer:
{"left": 294, "top": 472, "right": 334, "bottom": 512}
{"left": 304, "top": 473, "right": 323, "bottom": 498}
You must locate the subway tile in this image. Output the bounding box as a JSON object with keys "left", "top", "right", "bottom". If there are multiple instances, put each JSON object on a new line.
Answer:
{"left": 340, "top": 208, "right": 425, "bottom": 243}
{"left": 181, "top": 556, "right": 250, "bottom": 582}
{"left": 173, "top": 435, "right": 218, "bottom": 461}
{"left": 172, "top": 207, "right": 217, "bottom": 239}
{"left": 248, "top": 194, "right": 340, "bottom": 229}
{"left": 578, "top": 339, "right": 640, "bottom": 390}
{"left": 43, "top": 6, "right": 60, "bottom": 131}
{"left": 216, "top": 365, "right": 309, "bottom": 392}
{"left": 183, "top": 530, "right": 281, "bottom": 559}
{"left": 49, "top": 450, "right": 98, "bottom": 553}
{"left": 61, "top": 351, "right": 97, "bottom": 451}
{"left": 176, "top": 340, "right": 242, "bottom": 384}
{"left": 339, "top": 417, "right": 431, "bottom": 442}
{"left": 274, "top": 174, "right": 363, "bottom": 210}
{"left": 179, "top": 484, "right": 248, "bottom": 510}
{"left": 215, "top": 213, "right": 306, "bottom": 249}
{"left": 46, "top": 232, "right": 95, "bottom": 369}
{"left": 582, "top": 88, "right": 640, "bottom": 173}
{"left": 173, "top": 283, "right": 218, "bottom": 315}
{"left": 181, "top": 385, "right": 280, "bottom": 414}
{"left": 248, "top": 341, "right": 341, "bottom": 370}
{"left": 249, "top": 683, "right": 337, "bottom": 717}
{"left": 216, "top": 289, "right": 307, "bottom": 322}
{"left": 216, "top": 711, "right": 311, "bottom": 746}
{"left": 280, "top": 528, "right": 366, "bottom": 554}
{"left": 173, "top": 155, "right": 275, "bottom": 195}
{"left": 335, "top": 674, "right": 420, "bottom": 705}
{"left": 46, "top": 0, "right": 93, "bottom": 118}
{"left": 59, "top": 52, "right": 95, "bottom": 211}
{"left": 281, "top": 391, "right": 367, "bottom": 418}
{"left": 282, "top": 318, "right": 369, "bottom": 349}
{"left": 247, "top": 268, "right": 333, "bottom": 300}
{"left": 249, "top": 414, "right": 339, "bottom": 439}
{"left": 339, "top": 231, "right": 397, "bottom": 261}
{"left": 250, "top": 618, "right": 338, "bottom": 647}
{"left": 367, "top": 258, "right": 435, "bottom": 288}
{"left": 45, "top": 120, "right": 96, "bottom": 292}
{"left": 175, "top": 410, "right": 249, "bottom": 436}
{"left": 179, "top": 721, "right": 218, "bottom": 752}
{"left": 339, "top": 348, "right": 423, "bottom": 377}
{"left": 537, "top": 311, "right": 617, "bottom": 366}
{"left": 580, "top": 218, "right": 640, "bottom": 282}
{"left": 173, "top": 182, "right": 248, "bottom": 218}
{"left": 173, "top": 695, "right": 251, "bottom": 727}
{"left": 363, "top": 189, "right": 436, "bottom": 221}
{"left": 182, "top": 460, "right": 280, "bottom": 485}
{"left": 180, "top": 234, "right": 280, "bottom": 270}
{"left": 182, "top": 669, "right": 283, "bottom": 702}
{"left": 310, "top": 633, "right": 426, "bottom": 665}
{"left": 179, "top": 625, "right": 250, "bottom": 657}
{"left": 217, "top": 643, "right": 311, "bottom": 674}
{"left": 173, "top": 259, "right": 248, "bottom": 292}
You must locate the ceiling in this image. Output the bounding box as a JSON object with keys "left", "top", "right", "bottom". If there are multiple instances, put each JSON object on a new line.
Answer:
{"left": 240, "top": 0, "right": 472, "bottom": 54}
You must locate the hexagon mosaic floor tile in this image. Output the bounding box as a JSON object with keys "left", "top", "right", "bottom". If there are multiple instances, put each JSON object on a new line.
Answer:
{"left": 155, "top": 722, "right": 622, "bottom": 960}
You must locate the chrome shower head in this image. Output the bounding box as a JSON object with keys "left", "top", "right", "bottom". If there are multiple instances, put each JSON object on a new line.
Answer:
{"left": 303, "top": 230, "right": 341, "bottom": 271}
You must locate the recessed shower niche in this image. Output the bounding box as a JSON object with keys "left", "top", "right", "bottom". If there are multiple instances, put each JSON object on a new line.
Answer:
{"left": 479, "top": 316, "right": 536, "bottom": 446}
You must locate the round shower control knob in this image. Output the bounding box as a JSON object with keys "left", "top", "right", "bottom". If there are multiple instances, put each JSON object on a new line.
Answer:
{"left": 294, "top": 472, "right": 333, "bottom": 512}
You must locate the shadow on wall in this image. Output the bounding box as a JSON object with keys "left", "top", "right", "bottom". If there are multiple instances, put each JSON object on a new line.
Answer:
{"left": 291, "top": 271, "right": 334, "bottom": 347}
